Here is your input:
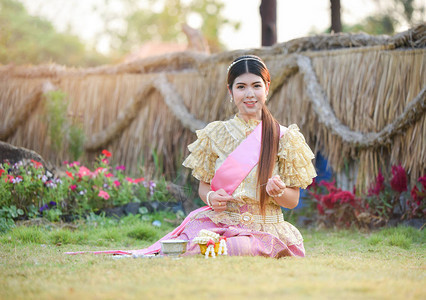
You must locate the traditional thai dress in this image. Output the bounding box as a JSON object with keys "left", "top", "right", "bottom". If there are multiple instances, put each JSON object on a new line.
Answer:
{"left": 179, "top": 115, "right": 317, "bottom": 258}
{"left": 65, "top": 115, "right": 316, "bottom": 258}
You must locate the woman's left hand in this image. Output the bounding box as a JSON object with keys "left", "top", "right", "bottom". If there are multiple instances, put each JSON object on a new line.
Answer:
{"left": 266, "top": 175, "right": 286, "bottom": 198}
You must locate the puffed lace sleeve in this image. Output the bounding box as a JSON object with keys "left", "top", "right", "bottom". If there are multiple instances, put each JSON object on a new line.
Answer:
{"left": 182, "top": 122, "right": 219, "bottom": 183}
{"left": 278, "top": 124, "right": 317, "bottom": 189}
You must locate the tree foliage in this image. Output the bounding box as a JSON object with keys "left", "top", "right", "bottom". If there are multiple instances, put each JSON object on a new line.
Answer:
{"left": 102, "top": 0, "right": 239, "bottom": 53}
{"left": 0, "top": 0, "right": 109, "bottom": 66}
{"left": 343, "top": 0, "right": 425, "bottom": 35}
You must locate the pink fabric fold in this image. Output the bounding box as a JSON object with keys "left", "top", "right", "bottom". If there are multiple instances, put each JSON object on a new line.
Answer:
{"left": 65, "top": 206, "right": 211, "bottom": 256}
{"left": 211, "top": 122, "right": 286, "bottom": 195}
{"left": 211, "top": 122, "right": 262, "bottom": 194}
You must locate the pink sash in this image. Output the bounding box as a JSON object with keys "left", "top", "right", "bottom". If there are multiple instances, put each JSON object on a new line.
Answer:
{"left": 211, "top": 122, "right": 286, "bottom": 195}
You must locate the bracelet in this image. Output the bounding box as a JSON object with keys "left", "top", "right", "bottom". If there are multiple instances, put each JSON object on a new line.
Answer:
{"left": 206, "top": 191, "right": 214, "bottom": 207}
{"left": 271, "top": 189, "right": 285, "bottom": 198}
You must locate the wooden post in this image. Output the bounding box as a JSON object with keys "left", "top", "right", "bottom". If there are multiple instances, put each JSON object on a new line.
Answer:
{"left": 260, "top": 0, "right": 277, "bottom": 46}
{"left": 330, "top": 0, "right": 342, "bottom": 33}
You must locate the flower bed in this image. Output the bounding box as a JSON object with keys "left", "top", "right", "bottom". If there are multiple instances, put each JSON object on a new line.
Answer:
{"left": 304, "top": 164, "right": 425, "bottom": 229}
{"left": 0, "top": 150, "right": 175, "bottom": 232}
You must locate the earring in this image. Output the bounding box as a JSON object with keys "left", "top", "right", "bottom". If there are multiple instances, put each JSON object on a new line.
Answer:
{"left": 229, "top": 96, "right": 233, "bottom": 103}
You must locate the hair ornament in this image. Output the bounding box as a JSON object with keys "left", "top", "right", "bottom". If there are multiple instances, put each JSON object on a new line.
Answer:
{"left": 227, "top": 57, "right": 266, "bottom": 73}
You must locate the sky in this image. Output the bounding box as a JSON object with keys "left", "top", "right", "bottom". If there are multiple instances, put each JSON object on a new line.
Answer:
{"left": 20, "top": 0, "right": 419, "bottom": 53}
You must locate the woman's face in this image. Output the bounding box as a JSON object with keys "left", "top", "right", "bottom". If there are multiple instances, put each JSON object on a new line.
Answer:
{"left": 229, "top": 72, "right": 270, "bottom": 121}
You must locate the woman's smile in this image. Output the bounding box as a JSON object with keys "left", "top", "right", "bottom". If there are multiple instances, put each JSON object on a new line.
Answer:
{"left": 229, "top": 73, "right": 269, "bottom": 122}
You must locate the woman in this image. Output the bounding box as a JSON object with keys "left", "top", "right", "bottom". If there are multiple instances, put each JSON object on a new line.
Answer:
{"left": 176, "top": 55, "right": 316, "bottom": 258}
{"left": 66, "top": 55, "right": 316, "bottom": 258}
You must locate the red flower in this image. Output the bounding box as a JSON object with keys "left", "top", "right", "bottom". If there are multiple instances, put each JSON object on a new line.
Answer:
{"left": 30, "top": 159, "right": 43, "bottom": 168}
{"left": 390, "top": 165, "right": 407, "bottom": 193}
{"left": 133, "top": 177, "right": 145, "bottom": 183}
{"left": 102, "top": 150, "right": 112, "bottom": 157}
{"left": 317, "top": 203, "right": 325, "bottom": 215}
{"left": 307, "top": 178, "right": 317, "bottom": 189}
{"left": 65, "top": 171, "right": 74, "bottom": 179}
{"left": 319, "top": 180, "right": 338, "bottom": 193}
{"left": 332, "top": 191, "right": 356, "bottom": 205}
{"left": 411, "top": 185, "right": 420, "bottom": 203}
{"left": 98, "top": 190, "right": 110, "bottom": 200}
{"left": 418, "top": 175, "right": 426, "bottom": 190}
{"left": 368, "top": 171, "right": 385, "bottom": 196}
{"left": 4, "top": 175, "right": 14, "bottom": 183}
{"left": 0, "top": 169, "right": 4, "bottom": 177}
{"left": 70, "top": 184, "right": 77, "bottom": 191}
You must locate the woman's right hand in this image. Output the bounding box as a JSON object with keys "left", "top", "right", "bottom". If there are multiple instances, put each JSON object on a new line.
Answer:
{"left": 209, "top": 189, "right": 233, "bottom": 212}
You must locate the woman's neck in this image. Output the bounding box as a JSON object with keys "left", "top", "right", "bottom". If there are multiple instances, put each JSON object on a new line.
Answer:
{"left": 239, "top": 112, "right": 262, "bottom": 123}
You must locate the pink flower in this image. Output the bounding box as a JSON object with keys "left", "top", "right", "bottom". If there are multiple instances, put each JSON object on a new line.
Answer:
{"left": 368, "top": 171, "right": 385, "bottom": 196}
{"left": 390, "top": 165, "right": 407, "bottom": 193}
{"left": 78, "top": 166, "right": 92, "bottom": 178}
{"left": 98, "top": 190, "right": 110, "bottom": 200}
{"left": 114, "top": 180, "right": 121, "bottom": 187}
{"left": 105, "top": 173, "right": 113, "bottom": 178}
{"left": 115, "top": 165, "right": 126, "bottom": 171}
{"left": 125, "top": 177, "right": 135, "bottom": 183}
{"left": 101, "top": 159, "right": 109, "bottom": 165}
{"left": 102, "top": 150, "right": 112, "bottom": 157}
{"left": 70, "top": 184, "right": 77, "bottom": 191}
{"left": 69, "top": 161, "right": 80, "bottom": 167}
{"left": 94, "top": 167, "right": 106, "bottom": 175}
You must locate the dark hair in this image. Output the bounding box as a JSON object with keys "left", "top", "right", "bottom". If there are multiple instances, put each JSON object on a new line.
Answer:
{"left": 227, "top": 55, "right": 279, "bottom": 215}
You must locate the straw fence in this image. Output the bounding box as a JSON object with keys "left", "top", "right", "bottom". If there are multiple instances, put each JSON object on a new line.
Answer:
{"left": 1, "top": 24, "right": 425, "bottom": 190}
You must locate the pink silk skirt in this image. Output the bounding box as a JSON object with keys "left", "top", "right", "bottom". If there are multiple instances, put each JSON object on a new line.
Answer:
{"left": 66, "top": 206, "right": 305, "bottom": 258}
{"left": 177, "top": 215, "right": 305, "bottom": 258}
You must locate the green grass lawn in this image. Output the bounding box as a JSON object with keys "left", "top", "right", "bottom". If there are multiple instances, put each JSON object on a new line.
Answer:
{"left": 0, "top": 218, "right": 424, "bottom": 300}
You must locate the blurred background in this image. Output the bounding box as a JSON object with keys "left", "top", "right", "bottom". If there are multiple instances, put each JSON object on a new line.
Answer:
{"left": 1, "top": 0, "right": 425, "bottom": 66}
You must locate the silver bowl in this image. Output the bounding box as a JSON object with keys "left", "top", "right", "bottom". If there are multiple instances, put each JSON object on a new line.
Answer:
{"left": 160, "top": 239, "right": 188, "bottom": 256}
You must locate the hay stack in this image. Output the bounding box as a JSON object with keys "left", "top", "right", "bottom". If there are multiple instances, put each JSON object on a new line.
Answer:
{"left": 0, "top": 24, "right": 425, "bottom": 190}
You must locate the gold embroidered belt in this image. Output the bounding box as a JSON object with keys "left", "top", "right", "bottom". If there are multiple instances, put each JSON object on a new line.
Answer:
{"left": 224, "top": 211, "right": 284, "bottom": 225}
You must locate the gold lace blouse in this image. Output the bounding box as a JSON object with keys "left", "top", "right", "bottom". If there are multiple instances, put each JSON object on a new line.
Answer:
{"left": 182, "top": 115, "right": 317, "bottom": 246}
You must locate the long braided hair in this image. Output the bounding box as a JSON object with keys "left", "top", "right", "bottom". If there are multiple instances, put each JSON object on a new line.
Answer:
{"left": 227, "top": 55, "right": 280, "bottom": 215}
